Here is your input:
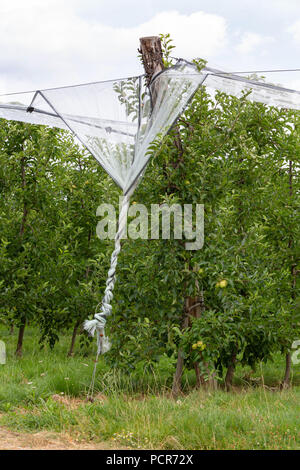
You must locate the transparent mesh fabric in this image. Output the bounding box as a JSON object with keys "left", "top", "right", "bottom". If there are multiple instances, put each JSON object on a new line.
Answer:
{"left": 125, "top": 61, "right": 207, "bottom": 193}
{"left": 1, "top": 59, "right": 300, "bottom": 194}
{"left": 203, "top": 65, "right": 300, "bottom": 110}
{"left": 127, "top": 60, "right": 300, "bottom": 192}
{"left": 0, "top": 78, "right": 145, "bottom": 190}
{"left": 32, "top": 78, "right": 143, "bottom": 190}
{"left": 0, "top": 70, "right": 205, "bottom": 192}
{"left": 0, "top": 92, "right": 68, "bottom": 130}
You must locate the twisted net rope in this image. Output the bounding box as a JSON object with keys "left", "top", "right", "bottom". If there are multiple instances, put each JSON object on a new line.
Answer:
{"left": 85, "top": 193, "right": 131, "bottom": 401}
{"left": 84, "top": 193, "right": 131, "bottom": 355}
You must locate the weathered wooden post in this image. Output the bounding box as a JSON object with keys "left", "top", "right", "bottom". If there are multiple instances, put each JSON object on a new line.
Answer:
{"left": 139, "top": 36, "right": 164, "bottom": 82}
{"left": 139, "top": 36, "right": 164, "bottom": 104}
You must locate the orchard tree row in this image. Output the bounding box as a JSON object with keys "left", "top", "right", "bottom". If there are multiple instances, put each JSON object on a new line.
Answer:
{"left": 0, "top": 121, "right": 118, "bottom": 355}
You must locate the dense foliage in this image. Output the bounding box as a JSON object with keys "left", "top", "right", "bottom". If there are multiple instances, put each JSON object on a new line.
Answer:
{"left": 0, "top": 121, "right": 119, "bottom": 351}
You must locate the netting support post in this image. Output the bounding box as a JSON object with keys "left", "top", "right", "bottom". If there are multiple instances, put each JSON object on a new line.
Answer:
{"left": 139, "top": 36, "right": 164, "bottom": 84}
{"left": 139, "top": 36, "right": 164, "bottom": 107}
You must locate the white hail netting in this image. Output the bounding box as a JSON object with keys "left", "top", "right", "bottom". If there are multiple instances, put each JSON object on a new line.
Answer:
{"left": 2, "top": 60, "right": 300, "bottom": 192}
{"left": 1, "top": 59, "right": 300, "bottom": 354}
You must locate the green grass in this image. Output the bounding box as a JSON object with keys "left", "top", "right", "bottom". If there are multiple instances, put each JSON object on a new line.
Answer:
{"left": 0, "top": 325, "right": 299, "bottom": 449}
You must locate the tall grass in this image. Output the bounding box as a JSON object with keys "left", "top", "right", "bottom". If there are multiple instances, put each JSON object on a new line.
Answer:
{"left": 0, "top": 325, "right": 299, "bottom": 449}
{"left": 1, "top": 388, "right": 299, "bottom": 449}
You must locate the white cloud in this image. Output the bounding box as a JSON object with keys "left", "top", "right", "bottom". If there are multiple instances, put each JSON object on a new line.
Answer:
{"left": 235, "top": 32, "right": 275, "bottom": 55}
{"left": 1, "top": 1, "right": 298, "bottom": 94}
{"left": 287, "top": 20, "right": 300, "bottom": 44}
{"left": 136, "top": 11, "right": 227, "bottom": 58}
{"left": 0, "top": 3, "right": 227, "bottom": 93}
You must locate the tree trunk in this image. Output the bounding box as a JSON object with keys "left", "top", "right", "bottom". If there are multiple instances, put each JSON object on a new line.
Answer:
{"left": 138, "top": 37, "right": 189, "bottom": 396}
{"left": 192, "top": 292, "right": 217, "bottom": 390}
{"left": 194, "top": 363, "right": 205, "bottom": 388}
{"left": 172, "top": 294, "right": 217, "bottom": 395}
{"left": 67, "top": 320, "right": 81, "bottom": 357}
{"left": 282, "top": 353, "right": 292, "bottom": 389}
{"left": 15, "top": 319, "right": 26, "bottom": 357}
{"left": 282, "top": 160, "right": 296, "bottom": 388}
{"left": 192, "top": 292, "right": 204, "bottom": 389}
{"left": 225, "top": 352, "right": 237, "bottom": 390}
{"left": 172, "top": 350, "right": 185, "bottom": 397}
{"left": 172, "top": 298, "right": 190, "bottom": 397}
{"left": 16, "top": 157, "right": 28, "bottom": 357}
{"left": 190, "top": 294, "right": 205, "bottom": 388}
{"left": 19, "top": 156, "right": 28, "bottom": 238}
{"left": 9, "top": 323, "right": 14, "bottom": 335}
{"left": 140, "top": 38, "right": 190, "bottom": 395}
{"left": 139, "top": 36, "right": 217, "bottom": 394}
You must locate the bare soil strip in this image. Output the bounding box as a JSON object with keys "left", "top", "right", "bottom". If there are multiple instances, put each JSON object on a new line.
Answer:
{"left": 0, "top": 426, "right": 125, "bottom": 450}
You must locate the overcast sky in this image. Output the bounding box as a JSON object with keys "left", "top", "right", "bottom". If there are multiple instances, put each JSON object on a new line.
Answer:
{"left": 1, "top": 0, "right": 300, "bottom": 94}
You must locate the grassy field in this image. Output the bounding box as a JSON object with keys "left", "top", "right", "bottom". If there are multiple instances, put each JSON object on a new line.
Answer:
{"left": 0, "top": 326, "right": 299, "bottom": 450}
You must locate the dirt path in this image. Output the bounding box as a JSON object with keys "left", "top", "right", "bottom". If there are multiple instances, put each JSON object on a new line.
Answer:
{"left": 0, "top": 426, "right": 126, "bottom": 450}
